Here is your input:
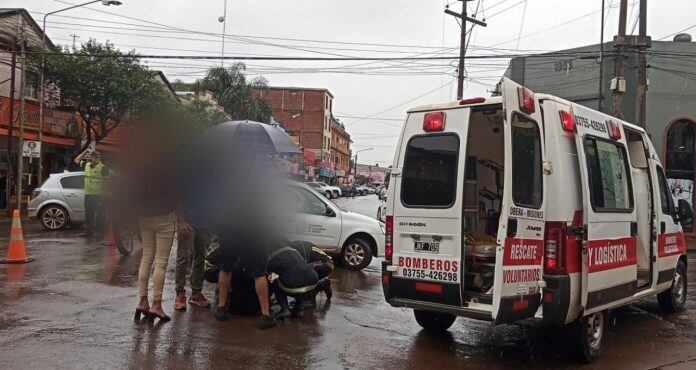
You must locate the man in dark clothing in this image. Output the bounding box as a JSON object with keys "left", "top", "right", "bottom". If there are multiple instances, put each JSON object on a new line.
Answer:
{"left": 74, "top": 149, "right": 109, "bottom": 237}
{"left": 267, "top": 242, "right": 320, "bottom": 319}
{"left": 289, "top": 240, "right": 334, "bottom": 301}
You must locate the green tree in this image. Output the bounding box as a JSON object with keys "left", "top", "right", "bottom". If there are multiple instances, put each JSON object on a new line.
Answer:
{"left": 192, "top": 63, "right": 273, "bottom": 123}
{"left": 182, "top": 99, "right": 230, "bottom": 129}
{"left": 40, "top": 39, "right": 173, "bottom": 156}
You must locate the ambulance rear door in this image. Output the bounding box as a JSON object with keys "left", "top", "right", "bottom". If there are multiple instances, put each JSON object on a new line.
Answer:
{"left": 492, "top": 78, "right": 546, "bottom": 324}
{"left": 390, "top": 107, "right": 470, "bottom": 307}
{"left": 571, "top": 103, "right": 638, "bottom": 315}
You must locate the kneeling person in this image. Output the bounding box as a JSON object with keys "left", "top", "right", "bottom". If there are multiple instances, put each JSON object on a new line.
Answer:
{"left": 268, "top": 242, "right": 319, "bottom": 319}
{"left": 289, "top": 240, "right": 334, "bottom": 300}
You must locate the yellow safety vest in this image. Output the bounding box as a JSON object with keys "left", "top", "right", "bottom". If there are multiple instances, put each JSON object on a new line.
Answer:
{"left": 84, "top": 162, "right": 106, "bottom": 195}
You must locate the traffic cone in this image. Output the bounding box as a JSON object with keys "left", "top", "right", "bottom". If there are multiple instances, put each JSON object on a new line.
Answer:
{"left": 1, "top": 210, "right": 35, "bottom": 264}
{"left": 102, "top": 222, "right": 116, "bottom": 246}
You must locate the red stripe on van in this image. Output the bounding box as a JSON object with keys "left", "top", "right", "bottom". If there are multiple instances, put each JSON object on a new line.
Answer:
{"left": 503, "top": 238, "right": 543, "bottom": 266}
{"left": 657, "top": 232, "right": 686, "bottom": 258}
{"left": 587, "top": 237, "right": 637, "bottom": 273}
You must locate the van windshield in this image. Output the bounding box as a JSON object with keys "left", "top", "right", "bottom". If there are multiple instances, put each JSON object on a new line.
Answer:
{"left": 401, "top": 134, "right": 459, "bottom": 207}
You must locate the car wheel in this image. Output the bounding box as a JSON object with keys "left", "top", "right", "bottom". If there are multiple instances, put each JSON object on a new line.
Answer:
{"left": 341, "top": 237, "right": 373, "bottom": 270}
{"left": 413, "top": 309, "right": 456, "bottom": 333}
{"left": 572, "top": 310, "right": 607, "bottom": 363}
{"left": 325, "top": 191, "right": 332, "bottom": 199}
{"left": 658, "top": 260, "right": 687, "bottom": 313}
{"left": 40, "top": 205, "right": 69, "bottom": 230}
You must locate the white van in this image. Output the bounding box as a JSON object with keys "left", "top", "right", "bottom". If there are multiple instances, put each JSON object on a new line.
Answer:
{"left": 382, "top": 77, "right": 694, "bottom": 362}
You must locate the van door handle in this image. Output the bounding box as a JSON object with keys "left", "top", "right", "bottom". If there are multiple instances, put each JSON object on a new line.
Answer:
{"left": 660, "top": 221, "right": 666, "bottom": 234}
{"left": 630, "top": 222, "right": 638, "bottom": 236}
{"left": 507, "top": 218, "right": 517, "bottom": 238}
{"left": 66, "top": 193, "right": 77, "bottom": 198}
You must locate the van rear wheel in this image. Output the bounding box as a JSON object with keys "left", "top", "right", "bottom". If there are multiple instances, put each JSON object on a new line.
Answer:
{"left": 657, "top": 260, "right": 687, "bottom": 313}
{"left": 572, "top": 311, "right": 606, "bottom": 363}
{"left": 413, "top": 309, "right": 456, "bottom": 333}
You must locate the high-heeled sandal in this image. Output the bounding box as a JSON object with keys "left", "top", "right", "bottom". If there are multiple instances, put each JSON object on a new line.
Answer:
{"left": 134, "top": 307, "right": 149, "bottom": 321}
{"left": 147, "top": 310, "right": 171, "bottom": 322}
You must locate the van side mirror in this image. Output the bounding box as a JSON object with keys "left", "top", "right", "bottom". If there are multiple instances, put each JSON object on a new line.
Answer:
{"left": 677, "top": 199, "right": 694, "bottom": 230}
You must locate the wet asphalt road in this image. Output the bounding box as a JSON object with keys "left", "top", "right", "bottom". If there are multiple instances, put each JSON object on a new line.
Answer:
{"left": 1, "top": 194, "right": 696, "bottom": 369}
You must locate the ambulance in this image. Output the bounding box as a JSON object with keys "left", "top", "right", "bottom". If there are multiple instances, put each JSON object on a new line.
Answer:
{"left": 381, "top": 77, "right": 694, "bottom": 362}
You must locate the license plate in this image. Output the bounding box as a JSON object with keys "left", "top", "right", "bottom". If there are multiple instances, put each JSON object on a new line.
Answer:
{"left": 414, "top": 241, "right": 439, "bottom": 254}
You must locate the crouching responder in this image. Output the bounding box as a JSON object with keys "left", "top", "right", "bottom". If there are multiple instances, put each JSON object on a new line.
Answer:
{"left": 267, "top": 240, "right": 319, "bottom": 320}
{"left": 289, "top": 240, "right": 333, "bottom": 301}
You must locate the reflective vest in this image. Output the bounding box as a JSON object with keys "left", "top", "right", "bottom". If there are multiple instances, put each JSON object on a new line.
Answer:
{"left": 84, "top": 162, "right": 106, "bottom": 195}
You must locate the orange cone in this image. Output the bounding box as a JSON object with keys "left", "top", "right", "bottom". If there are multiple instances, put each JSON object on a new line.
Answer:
{"left": 1, "top": 209, "right": 35, "bottom": 264}
{"left": 102, "top": 222, "right": 116, "bottom": 246}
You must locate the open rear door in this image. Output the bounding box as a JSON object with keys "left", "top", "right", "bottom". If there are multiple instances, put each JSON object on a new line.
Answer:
{"left": 571, "top": 103, "right": 638, "bottom": 315}
{"left": 492, "top": 78, "right": 546, "bottom": 324}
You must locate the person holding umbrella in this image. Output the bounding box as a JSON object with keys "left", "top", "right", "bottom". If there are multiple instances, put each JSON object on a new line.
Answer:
{"left": 183, "top": 120, "right": 301, "bottom": 329}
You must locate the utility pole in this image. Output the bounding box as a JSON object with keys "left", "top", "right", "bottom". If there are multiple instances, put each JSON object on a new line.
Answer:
{"left": 69, "top": 34, "right": 79, "bottom": 50}
{"left": 445, "top": 0, "right": 487, "bottom": 99}
{"left": 17, "top": 27, "right": 26, "bottom": 212}
{"left": 6, "top": 50, "right": 16, "bottom": 214}
{"left": 635, "top": 0, "right": 649, "bottom": 128}
{"left": 598, "top": 0, "right": 605, "bottom": 112}
{"left": 611, "top": 0, "right": 629, "bottom": 119}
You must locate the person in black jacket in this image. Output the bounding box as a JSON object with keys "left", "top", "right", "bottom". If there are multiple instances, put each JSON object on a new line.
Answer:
{"left": 267, "top": 240, "right": 319, "bottom": 319}
{"left": 289, "top": 240, "right": 333, "bottom": 301}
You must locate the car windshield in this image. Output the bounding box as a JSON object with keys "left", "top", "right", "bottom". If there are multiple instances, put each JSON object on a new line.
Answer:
{"left": 307, "top": 183, "right": 320, "bottom": 188}
{"left": 316, "top": 182, "right": 328, "bottom": 186}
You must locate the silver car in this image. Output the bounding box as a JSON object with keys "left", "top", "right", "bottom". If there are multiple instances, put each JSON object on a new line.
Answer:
{"left": 28, "top": 171, "right": 85, "bottom": 230}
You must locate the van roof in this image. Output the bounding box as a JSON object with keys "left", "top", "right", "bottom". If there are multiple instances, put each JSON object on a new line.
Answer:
{"left": 407, "top": 96, "right": 503, "bottom": 113}
{"left": 407, "top": 93, "right": 646, "bottom": 135}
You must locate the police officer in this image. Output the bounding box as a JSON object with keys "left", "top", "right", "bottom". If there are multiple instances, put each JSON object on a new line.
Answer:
{"left": 74, "top": 149, "right": 109, "bottom": 237}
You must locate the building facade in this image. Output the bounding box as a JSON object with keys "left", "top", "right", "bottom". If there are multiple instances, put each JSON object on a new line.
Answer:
{"left": 498, "top": 36, "right": 696, "bottom": 232}
{"left": 254, "top": 86, "right": 335, "bottom": 181}
{"left": 330, "top": 118, "right": 351, "bottom": 183}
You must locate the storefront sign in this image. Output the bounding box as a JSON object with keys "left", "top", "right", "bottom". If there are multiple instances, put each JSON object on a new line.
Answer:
{"left": 23, "top": 140, "right": 41, "bottom": 158}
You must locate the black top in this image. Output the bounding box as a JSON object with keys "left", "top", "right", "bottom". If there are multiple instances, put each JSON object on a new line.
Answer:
{"left": 268, "top": 246, "right": 318, "bottom": 292}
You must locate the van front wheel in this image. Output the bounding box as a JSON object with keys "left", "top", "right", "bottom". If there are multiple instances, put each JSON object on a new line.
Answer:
{"left": 413, "top": 309, "right": 456, "bottom": 333}
{"left": 572, "top": 311, "right": 606, "bottom": 363}
{"left": 657, "top": 260, "right": 687, "bottom": 313}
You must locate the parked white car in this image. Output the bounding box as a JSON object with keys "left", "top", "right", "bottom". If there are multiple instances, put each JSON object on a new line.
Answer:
{"left": 28, "top": 172, "right": 85, "bottom": 230}
{"left": 377, "top": 196, "right": 386, "bottom": 223}
{"left": 305, "top": 182, "right": 333, "bottom": 198}
{"left": 284, "top": 181, "right": 384, "bottom": 270}
{"left": 314, "top": 182, "right": 341, "bottom": 198}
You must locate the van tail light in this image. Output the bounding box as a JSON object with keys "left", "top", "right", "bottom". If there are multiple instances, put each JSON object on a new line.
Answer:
{"left": 459, "top": 97, "right": 486, "bottom": 105}
{"left": 607, "top": 120, "right": 622, "bottom": 140}
{"left": 559, "top": 110, "right": 575, "bottom": 132}
{"left": 385, "top": 215, "right": 393, "bottom": 263}
{"left": 518, "top": 86, "right": 535, "bottom": 114}
{"left": 423, "top": 112, "right": 446, "bottom": 132}
{"left": 544, "top": 222, "right": 567, "bottom": 275}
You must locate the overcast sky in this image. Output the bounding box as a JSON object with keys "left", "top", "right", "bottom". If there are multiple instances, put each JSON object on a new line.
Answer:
{"left": 14, "top": 0, "right": 696, "bottom": 166}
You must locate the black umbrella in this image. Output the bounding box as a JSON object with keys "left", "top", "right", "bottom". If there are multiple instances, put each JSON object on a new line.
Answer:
{"left": 204, "top": 120, "right": 301, "bottom": 154}
{"left": 183, "top": 120, "right": 298, "bottom": 232}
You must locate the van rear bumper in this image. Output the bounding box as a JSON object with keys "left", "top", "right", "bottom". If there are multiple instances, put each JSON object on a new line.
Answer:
{"left": 389, "top": 298, "right": 493, "bottom": 322}
{"left": 541, "top": 275, "right": 571, "bottom": 325}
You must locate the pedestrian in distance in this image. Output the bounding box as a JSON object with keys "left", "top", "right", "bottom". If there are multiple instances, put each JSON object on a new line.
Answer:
{"left": 174, "top": 226, "right": 212, "bottom": 310}
{"left": 74, "top": 149, "right": 109, "bottom": 237}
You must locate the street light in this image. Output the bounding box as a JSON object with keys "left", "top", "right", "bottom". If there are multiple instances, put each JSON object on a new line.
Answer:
{"left": 353, "top": 147, "right": 373, "bottom": 183}
{"left": 38, "top": 0, "right": 122, "bottom": 183}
